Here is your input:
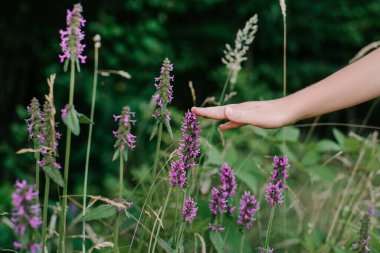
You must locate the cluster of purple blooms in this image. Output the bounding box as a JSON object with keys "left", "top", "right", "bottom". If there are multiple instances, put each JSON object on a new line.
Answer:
{"left": 352, "top": 236, "right": 370, "bottom": 253}
{"left": 352, "top": 213, "right": 371, "bottom": 252}
{"left": 113, "top": 106, "right": 137, "bottom": 152}
{"left": 59, "top": 3, "right": 86, "bottom": 64}
{"left": 237, "top": 191, "right": 259, "bottom": 229}
{"left": 27, "top": 98, "right": 61, "bottom": 170}
{"left": 152, "top": 58, "right": 174, "bottom": 123}
{"left": 169, "top": 111, "right": 200, "bottom": 188}
{"left": 11, "top": 180, "right": 42, "bottom": 252}
{"left": 182, "top": 197, "right": 198, "bottom": 222}
{"left": 209, "top": 163, "right": 237, "bottom": 231}
{"left": 265, "top": 155, "right": 290, "bottom": 206}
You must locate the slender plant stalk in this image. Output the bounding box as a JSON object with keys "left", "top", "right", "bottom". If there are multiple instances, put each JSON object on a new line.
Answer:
{"left": 148, "top": 207, "right": 162, "bottom": 253}
{"left": 153, "top": 122, "right": 163, "bottom": 174}
{"left": 173, "top": 190, "right": 180, "bottom": 247}
{"left": 264, "top": 206, "right": 276, "bottom": 250}
{"left": 82, "top": 36, "right": 100, "bottom": 253}
{"left": 58, "top": 58, "right": 76, "bottom": 253}
{"left": 281, "top": 11, "right": 287, "bottom": 146}
{"left": 35, "top": 152, "right": 40, "bottom": 193}
{"left": 114, "top": 155, "right": 124, "bottom": 253}
{"left": 42, "top": 174, "right": 50, "bottom": 252}
{"left": 175, "top": 222, "right": 185, "bottom": 250}
{"left": 152, "top": 186, "right": 173, "bottom": 253}
{"left": 240, "top": 233, "right": 245, "bottom": 253}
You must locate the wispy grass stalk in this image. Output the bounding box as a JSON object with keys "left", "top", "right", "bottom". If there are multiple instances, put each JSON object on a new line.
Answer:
{"left": 42, "top": 175, "right": 50, "bottom": 251}
{"left": 264, "top": 206, "right": 275, "bottom": 250}
{"left": 114, "top": 156, "right": 124, "bottom": 253}
{"left": 82, "top": 34, "right": 101, "bottom": 253}
{"left": 35, "top": 152, "right": 40, "bottom": 194}
{"left": 240, "top": 233, "right": 245, "bottom": 253}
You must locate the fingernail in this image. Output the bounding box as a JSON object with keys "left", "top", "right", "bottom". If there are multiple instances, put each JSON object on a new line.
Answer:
{"left": 225, "top": 106, "right": 233, "bottom": 116}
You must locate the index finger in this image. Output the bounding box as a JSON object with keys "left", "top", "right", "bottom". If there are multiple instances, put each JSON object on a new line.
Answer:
{"left": 191, "top": 106, "right": 226, "bottom": 120}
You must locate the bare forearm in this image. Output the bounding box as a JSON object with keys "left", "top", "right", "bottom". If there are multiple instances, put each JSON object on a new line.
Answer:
{"left": 286, "top": 48, "right": 380, "bottom": 122}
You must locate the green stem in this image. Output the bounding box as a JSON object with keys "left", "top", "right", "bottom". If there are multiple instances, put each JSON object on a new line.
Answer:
{"left": 82, "top": 37, "right": 100, "bottom": 253}
{"left": 42, "top": 175, "right": 50, "bottom": 252}
{"left": 35, "top": 152, "right": 40, "bottom": 195}
{"left": 175, "top": 222, "right": 185, "bottom": 250}
{"left": 264, "top": 206, "right": 276, "bottom": 250}
{"left": 114, "top": 155, "right": 124, "bottom": 253}
{"left": 173, "top": 190, "right": 180, "bottom": 247}
{"left": 240, "top": 233, "right": 245, "bottom": 253}
{"left": 153, "top": 122, "right": 163, "bottom": 175}
{"left": 152, "top": 187, "right": 172, "bottom": 253}
{"left": 58, "top": 58, "right": 76, "bottom": 253}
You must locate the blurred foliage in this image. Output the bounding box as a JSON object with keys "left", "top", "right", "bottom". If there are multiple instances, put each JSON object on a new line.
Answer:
{"left": 0, "top": 0, "right": 380, "bottom": 251}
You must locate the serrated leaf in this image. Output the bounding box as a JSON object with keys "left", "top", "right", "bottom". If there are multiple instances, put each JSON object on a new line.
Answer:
{"left": 62, "top": 106, "right": 80, "bottom": 136}
{"left": 164, "top": 120, "right": 173, "bottom": 140}
{"left": 81, "top": 204, "right": 117, "bottom": 221}
{"left": 42, "top": 166, "right": 64, "bottom": 187}
{"left": 112, "top": 150, "right": 120, "bottom": 162}
{"left": 78, "top": 113, "right": 94, "bottom": 125}
{"left": 209, "top": 232, "right": 224, "bottom": 253}
{"left": 150, "top": 123, "right": 159, "bottom": 141}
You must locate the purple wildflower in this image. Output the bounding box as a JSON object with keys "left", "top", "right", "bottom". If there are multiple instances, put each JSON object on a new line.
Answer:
{"left": 208, "top": 223, "right": 225, "bottom": 232}
{"left": 169, "top": 160, "right": 186, "bottom": 188}
{"left": 117, "top": 200, "right": 133, "bottom": 212}
{"left": 61, "top": 107, "right": 68, "bottom": 118}
{"left": 258, "top": 247, "right": 274, "bottom": 253}
{"left": 179, "top": 111, "right": 201, "bottom": 170}
{"left": 265, "top": 155, "right": 290, "bottom": 206}
{"left": 113, "top": 106, "right": 137, "bottom": 152}
{"left": 59, "top": 3, "right": 86, "bottom": 65}
{"left": 152, "top": 58, "right": 174, "bottom": 123}
{"left": 237, "top": 191, "right": 259, "bottom": 229}
{"left": 219, "top": 163, "right": 237, "bottom": 198}
{"left": 11, "top": 180, "right": 42, "bottom": 251}
{"left": 209, "top": 187, "right": 228, "bottom": 215}
{"left": 26, "top": 98, "right": 44, "bottom": 146}
{"left": 182, "top": 197, "right": 197, "bottom": 222}
{"left": 30, "top": 243, "right": 42, "bottom": 253}
{"left": 352, "top": 213, "right": 371, "bottom": 253}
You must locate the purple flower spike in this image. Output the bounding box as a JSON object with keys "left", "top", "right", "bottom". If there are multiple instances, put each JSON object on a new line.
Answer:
{"left": 113, "top": 106, "right": 137, "bottom": 152}
{"left": 59, "top": 3, "right": 86, "bottom": 65}
{"left": 265, "top": 155, "right": 290, "bottom": 206}
{"left": 152, "top": 58, "right": 174, "bottom": 123}
{"left": 237, "top": 191, "right": 259, "bottom": 229}
{"left": 179, "top": 111, "right": 201, "bottom": 170}
{"left": 182, "top": 197, "right": 197, "bottom": 222}
{"left": 11, "top": 180, "right": 42, "bottom": 251}
{"left": 219, "top": 163, "right": 237, "bottom": 198}
{"left": 169, "top": 160, "right": 186, "bottom": 188}
{"left": 26, "top": 98, "right": 44, "bottom": 145}
{"left": 209, "top": 187, "right": 228, "bottom": 215}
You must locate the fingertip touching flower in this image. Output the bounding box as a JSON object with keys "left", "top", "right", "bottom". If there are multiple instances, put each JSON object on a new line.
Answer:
{"left": 208, "top": 223, "right": 225, "bottom": 232}
{"left": 265, "top": 155, "right": 290, "bottom": 206}
{"left": 152, "top": 58, "right": 174, "bottom": 123}
{"left": 182, "top": 197, "right": 197, "bottom": 222}
{"left": 179, "top": 111, "right": 201, "bottom": 170}
{"left": 59, "top": 3, "right": 86, "bottom": 65}
{"left": 26, "top": 98, "right": 44, "bottom": 147}
{"left": 352, "top": 213, "right": 371, "bottom": 252}
{"left": 169, "top": 160, "right": 186, "bottom": 188}
{"left": 11, "top": 180, "right": 42, "bottom": 251}
{"left": 113, "top": 106, "right": 137, "bottom": 152}
{"left": 237, "top": 191, "right": 259, "bottom": 229}
{"left": 219, "top": 163, "right": 237, "bottom": 198}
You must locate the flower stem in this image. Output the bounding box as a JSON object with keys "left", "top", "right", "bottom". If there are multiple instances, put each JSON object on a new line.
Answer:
{"left": 240, "top": 233, "right": 245, "bottom": 253}
{"left": 35, "top": 152, "right": 40, "bottom": 195}
{"left": 42, "top": 174, "right": 50, "bottom": 252}
{"left": 264, "top": 206, "right": 276, "bottom": 250}
{"left": 151, "top": 186, "right": 172, "bottom": 253}
{"left": 82, "top": 36, "right": 100, "bottom": 253}
{"left": 153, "top": 122, "right": 163, "bottom": 175}
{"left": 114, "top": 155, "right": 124, "bottom": 253}
{"left": 58, "top": 58, "right": 76, "bottom": 253}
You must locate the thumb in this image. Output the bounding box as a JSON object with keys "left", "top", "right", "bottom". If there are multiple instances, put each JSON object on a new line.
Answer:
{"left": 224, "top": 106, "right": 247, "bottom": 124}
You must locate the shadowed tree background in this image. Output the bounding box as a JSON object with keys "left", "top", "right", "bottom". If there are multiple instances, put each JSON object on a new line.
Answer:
{"left": 1, "top": 0, "right": 380, "bottom": 248}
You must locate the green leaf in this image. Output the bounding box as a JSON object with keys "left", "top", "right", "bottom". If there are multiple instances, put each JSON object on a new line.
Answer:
{"left": 157, "top": 238, "right": 173, "bottom": 253}
{"left": 164, "top": 120, "right": 173, "bottom": 140}
{"left": 333, "top": 247, "right": 347, "bottom": 253}
{"left": 62, "top": 106, "right": 80, "bottom": 136}
{"left": 276, "top": 127, "right": 300, "bottom": 142}
{"left": 343, "top": 138, "right": 362, "bottom": 153}
{"left": 42, "top": 166, "right": 64, "bottom": 187}
{"left": 78, "top": 113, "right": 94, "bottom": 125}
{"left": 81, "top": 204, "right": 117, "bottom": 221}
{"left": 307, "top": 166, "right": 335, "bottom": 183}
{"left": 316, "top": 140, "right": 341, "bottom": 152}
{"left": 112, "top": 150, "right": 120, "bottom": 162}
{"left": 76, "top": 59, "right": 81, "bottom": 72}
{"left": 235, "top": 170, "right": 257, "bottom": 194}
{"left": 209, "top": 231, "right": 224, "bottom": 253}
{"left": 333, "top": 128, "right": 345, "bottom": 147}
{"left": 122, "top": 149, "right": 128, "bottom": 162}
{"left": 150, "top": 123, "right": 159, "bottom": 141}
{"left": 63, "top": 59, "right": 69, "bottom": 72}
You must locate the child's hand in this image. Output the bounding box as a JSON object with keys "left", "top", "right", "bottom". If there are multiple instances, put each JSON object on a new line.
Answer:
{"left": 191, "top": 98, "right": 294, "bottom": 131}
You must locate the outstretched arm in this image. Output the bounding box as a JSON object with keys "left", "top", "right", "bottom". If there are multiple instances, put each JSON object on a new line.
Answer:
{"left": 192, "top": 47, "right": 380, "bottom": 130}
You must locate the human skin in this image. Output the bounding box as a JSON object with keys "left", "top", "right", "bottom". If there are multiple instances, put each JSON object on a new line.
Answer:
{"left": 192, "top": 48, "right": 380, "bottom": 130}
